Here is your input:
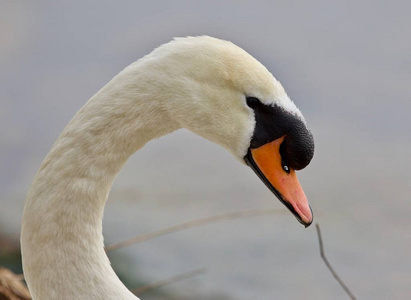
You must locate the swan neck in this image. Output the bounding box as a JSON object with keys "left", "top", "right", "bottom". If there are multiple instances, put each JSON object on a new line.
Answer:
{"left": 21, "top": 66, "right": 179, "bottom": 299}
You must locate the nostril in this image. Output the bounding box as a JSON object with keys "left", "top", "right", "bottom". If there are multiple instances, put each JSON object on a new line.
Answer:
{"left": 282, "top": 160, "right": 290, "bottom": 173}
{"left": 279, "top": 140, "right": 290, "bottom": 174}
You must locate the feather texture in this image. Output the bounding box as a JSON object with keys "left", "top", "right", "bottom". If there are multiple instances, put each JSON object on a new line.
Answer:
{"left": 21, "top": 36, "right": 306, "bottom": 299}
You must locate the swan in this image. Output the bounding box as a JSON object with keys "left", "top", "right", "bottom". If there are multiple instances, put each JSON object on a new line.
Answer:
{"left": 21, "top": 36, "right": 314, "bottom": 299}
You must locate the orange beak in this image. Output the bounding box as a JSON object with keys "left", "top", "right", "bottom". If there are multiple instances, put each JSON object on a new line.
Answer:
{"left": 245, "top": 136, "right": 313, "bottom": 227}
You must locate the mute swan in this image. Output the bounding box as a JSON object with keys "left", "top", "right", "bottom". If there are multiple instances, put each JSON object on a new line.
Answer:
{"left": 21, "top": 36, "right": 314, "bottom": 299}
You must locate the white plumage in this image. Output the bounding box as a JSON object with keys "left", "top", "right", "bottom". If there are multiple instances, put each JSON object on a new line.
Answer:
{"left": 21, "top": 36, "right": 307, "bottom": 299}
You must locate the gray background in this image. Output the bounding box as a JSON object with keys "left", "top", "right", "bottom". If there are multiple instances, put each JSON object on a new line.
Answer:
{"left": 1, "top": 1, "right": 410, "bottom": 299}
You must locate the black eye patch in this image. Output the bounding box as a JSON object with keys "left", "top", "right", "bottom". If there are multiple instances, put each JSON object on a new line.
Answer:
{"left": 248, "top": 101, "right": 314, "bottom": 170}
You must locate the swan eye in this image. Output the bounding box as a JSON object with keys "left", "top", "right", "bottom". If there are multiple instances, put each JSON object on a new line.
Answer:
{"left": 246, "top": 97, "right": 261, "bottom": 109}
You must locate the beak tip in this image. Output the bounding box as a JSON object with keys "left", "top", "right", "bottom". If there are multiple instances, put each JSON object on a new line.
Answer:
{"left": 294, "top": 203, "right": 313, "bottom": 227}
{"left": 302, "top": 206, "right": 314, "bottom": 228}
{"left": 295, "top": 205, "right": 313, "bottom": 228}
{"left": 297, "top": 216, "right": 313, "bottom": 228}
{"left": 304, "top": 220, "right": 313, "bottom": 228}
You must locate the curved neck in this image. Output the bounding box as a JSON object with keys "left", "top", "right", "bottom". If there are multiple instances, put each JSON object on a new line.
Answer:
{"left": 21, "top": 65, "right": 180, "bottom": 299}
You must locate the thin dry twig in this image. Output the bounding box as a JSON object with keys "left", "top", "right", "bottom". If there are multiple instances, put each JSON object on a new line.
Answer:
{"left": 315, "top": 223, "right": 357, "bottom": 300}
{"left": 105, "top": 208, "right": 287, "bottom": 252}
{"left": 132, "top": 268, "right": 206, "bottom": 296}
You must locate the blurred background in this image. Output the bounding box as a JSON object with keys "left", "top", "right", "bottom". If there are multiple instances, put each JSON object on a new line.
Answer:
{"left": 1, "top": 1, "right": 410, "bottom": 299}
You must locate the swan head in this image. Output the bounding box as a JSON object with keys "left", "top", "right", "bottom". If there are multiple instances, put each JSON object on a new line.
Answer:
{"left": 144, "top": 36, "right": 314, "bottom": 226}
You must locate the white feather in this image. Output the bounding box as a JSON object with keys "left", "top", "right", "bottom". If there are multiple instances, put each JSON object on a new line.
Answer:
{"left": 21, "top": 36, "right": 306, "bottom": 299}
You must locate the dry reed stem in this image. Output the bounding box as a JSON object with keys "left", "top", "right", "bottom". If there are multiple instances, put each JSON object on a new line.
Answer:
{"left": 132, "top": 268, "right": 206, "bottom": 295}
{"left": 315, "top": 224, "right": 357, "bottom": 300}
{"left": 0, "top": 267, "right": 31, "bottom": 300}
{"left": 12, "top": 212, "right": 352, "bottom": 300}
{"left": 105, "top": 208, "right": 287, "bottom": 252}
